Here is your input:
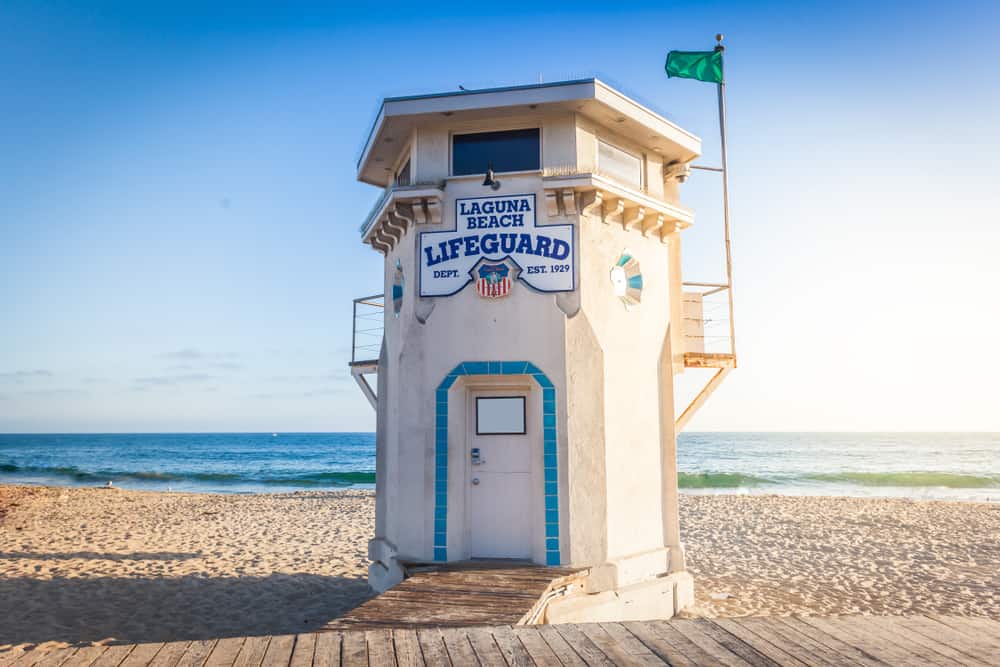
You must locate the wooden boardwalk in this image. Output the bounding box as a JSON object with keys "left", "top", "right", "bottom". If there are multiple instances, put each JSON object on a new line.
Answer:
{"left": 327, "top": 564, "right": 587, "bottom": 629}
{"left": 2, "top": 615, "right": 997, "bottom": 666}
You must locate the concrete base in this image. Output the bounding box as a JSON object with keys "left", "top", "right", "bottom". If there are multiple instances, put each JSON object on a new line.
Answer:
{"left": 367, "top": 537, "right": 405, "bottom": 593}
{"left": 542, "top": 571, "right": 693, "bottom": 623}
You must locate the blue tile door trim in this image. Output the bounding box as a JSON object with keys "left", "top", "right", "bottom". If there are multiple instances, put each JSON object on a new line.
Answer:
{"left": 434, "top": 361, "right": 560, "bottom": 566}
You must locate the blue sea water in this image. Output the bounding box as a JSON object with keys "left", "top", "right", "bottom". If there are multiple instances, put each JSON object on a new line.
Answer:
{"left": 0, "top": 432, "right": 997, "bottom": 501}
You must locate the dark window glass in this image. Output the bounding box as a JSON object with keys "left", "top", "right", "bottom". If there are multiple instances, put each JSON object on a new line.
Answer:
{"left": 452, "top": 129, "right": 540, "bottom": 176}
{"left": 395, "top": 158, "right": 410, "bottom": 186}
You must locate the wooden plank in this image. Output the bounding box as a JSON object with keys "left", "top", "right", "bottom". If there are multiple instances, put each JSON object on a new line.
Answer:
{"left": 511, "top": 628, "right": 563, "bottom": 667}
{"left": 176, "top": 640, "right": 217, "bottom": 667}
{"left": 798, "top": 616, "right": 925, "bottom": 667}
{"left": 774, "top": 618, "right": 884, "bottom": 667}
{"left": 439, "top": 628, "right": 477, "bottom": 667}
{"left": 645, "top": 620, "right": 723, "bottom": 666}
{"left": 551, "top": 623, "right": 616, "bottom": 666}
{"left": 535, "top": 626, "right": 588, "bottom": 667}
{"left": 339, "top": 632, "right": 367, "bottom": 667}
{"left": 865, "top": 617, "right": 988, "bottom": 667}
{"left": 203, "top": 639, "right": 246, "bottom": 667}
{"left": 23, "top": 648, "right": 77, "bottom": 667}
{"left": 414, "top": 629, "right": 450, "bottom": 667}
{"left": 260, "top": 636, "right": 294, "bottom": 667}
{"left": 577, "top": 623, "right": 659, "bottom": 665}
{"left": 600, "top": 623, "right": 665, "bottom": 663}
{"left": 927, "top": 616, "right": 1000, "bottom": 650}
{"left": 149, "top": 643, "right": 193, "bottom": 667}
{"left": 490, "top": 626, "right": 534, "bottom": 667}
{"left": 119, "top": 644, "right": 167, "bottom": 667}
{"left": 706, "top": 619, "right": 807, "bottom": 667}
{"left": 899, "top": 616, "right": 999, "bottom": 666}
{"left": 231, "top": 637, "right": 270, "bottom": 667}
{"left": 465, "top": 627, "right": 507, "bottom": 667}
{"left": 0, "top": 649, "right": 32, "bottom": 667}
{"left": 666, "top": 619, "right": 754, "bottom": 667}
{"left": 684, "top": 618, "right": 779, "bottom": 667}
{"left": 365, "top": 630, "right": 395, "bottom": 667}
{"left": 391, "top": 629, "right": 424, "bottom": 667}
{"left": 735, "top": 619, "right": 844, "bottom": 667}
{"left": 830, "top": 615, "right": 955, "bottom": 667}
{"left": 620, "top": 622, "right": 700, "bottom": 667}
{"left": 310, "top": 633, "right": 341, "bottom": 667}
{"left": 287, "top": 636, "right": 315, "bottom": 667}
{"left": 60, "top": 646, "right": 109, "bottom": 667}
{"left": 89, "top": 646, "right": 136, "bottom": 667}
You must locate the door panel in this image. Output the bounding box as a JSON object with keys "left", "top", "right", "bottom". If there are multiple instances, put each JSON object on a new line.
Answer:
{"left": 468, "top": 392, "right": 533, "bottom": 560}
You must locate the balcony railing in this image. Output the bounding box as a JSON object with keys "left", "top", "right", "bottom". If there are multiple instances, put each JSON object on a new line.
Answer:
{"left": 681, "top": 282, "right": 735, "bottom": 368}
{"left": 350, "top": 293, "right": 384, "bottom": 366}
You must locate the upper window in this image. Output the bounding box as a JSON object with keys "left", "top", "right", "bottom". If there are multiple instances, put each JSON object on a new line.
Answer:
{"left": 597, "top": 140, "right": 643, "bottom": 191}
{"left": 395, "top": 157, "right": 411, "bottom": 186}
{"left": 452, "top": 129, "right": 540, "bottom": 176}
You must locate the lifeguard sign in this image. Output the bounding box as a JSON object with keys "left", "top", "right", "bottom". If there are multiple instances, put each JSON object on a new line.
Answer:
{"left": 352, "top": 79, "right": 733, "bottom": 623}
{"left": 419, "top": 194, "right": 575, "bottom": 297}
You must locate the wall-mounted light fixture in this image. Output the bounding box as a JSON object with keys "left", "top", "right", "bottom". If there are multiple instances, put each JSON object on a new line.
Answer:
{"left": 482, "top": 164, "right": 501, "bottom": 190}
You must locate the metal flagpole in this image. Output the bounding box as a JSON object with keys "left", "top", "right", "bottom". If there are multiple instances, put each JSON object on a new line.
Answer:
{"left": 715, "top": 33, "right": 737, "bottom": 361}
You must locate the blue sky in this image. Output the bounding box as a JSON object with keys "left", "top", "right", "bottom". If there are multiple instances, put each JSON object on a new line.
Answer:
{"left": 2, "top": 1, "right": 998, "bottom": 432}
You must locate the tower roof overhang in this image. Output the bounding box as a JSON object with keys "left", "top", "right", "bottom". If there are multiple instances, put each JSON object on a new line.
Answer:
{"left": 357, "top": 78, "right": 701, "bottom": 187}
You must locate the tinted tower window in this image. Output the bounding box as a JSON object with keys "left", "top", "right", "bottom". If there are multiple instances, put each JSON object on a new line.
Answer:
{"left": 452, "top": 128, "right": 540, "bottom": 176}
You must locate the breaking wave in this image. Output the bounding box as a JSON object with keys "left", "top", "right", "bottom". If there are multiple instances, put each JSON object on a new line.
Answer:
{"left": 0, "top": 463, "right": 375, "bottom": 487}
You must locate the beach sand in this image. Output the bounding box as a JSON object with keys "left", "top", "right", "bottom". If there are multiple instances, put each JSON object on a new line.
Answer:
{"left": 1, "top": 487, "right": 997, "bottom": 649}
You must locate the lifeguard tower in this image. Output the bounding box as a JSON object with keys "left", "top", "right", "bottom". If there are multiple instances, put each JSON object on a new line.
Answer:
{"left": 348, "top": 79, "right": 736, "bottom": 623}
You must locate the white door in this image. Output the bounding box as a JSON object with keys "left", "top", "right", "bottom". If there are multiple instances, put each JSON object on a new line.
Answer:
{"left": 467, "top": 393, "right": 532, "bottom": 560}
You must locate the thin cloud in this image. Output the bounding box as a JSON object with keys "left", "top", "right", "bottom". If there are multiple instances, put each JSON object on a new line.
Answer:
{"left": 21, "top": 388, "right": 88, "bottom": 398}
{"left": 251, "top": 387, "right": 346, "bottom": 399}
{"left": 133, "top": 374, "right": 216, "bottom": 387}
{"left": 159, "top": 349, "right": 239, "bottom": 361}
{"left": 0, "top": 370, "right": 53, "bottom": 383}
{"left": 266, "top": 372, "right": 340, "bottom": 384}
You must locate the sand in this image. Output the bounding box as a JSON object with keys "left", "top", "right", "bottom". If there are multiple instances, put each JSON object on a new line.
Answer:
{"left": 681, "top": 494, "right": 1000, "bottom": 619}
{"left": 1, "top": 486, "right": 997, "bottom": 650}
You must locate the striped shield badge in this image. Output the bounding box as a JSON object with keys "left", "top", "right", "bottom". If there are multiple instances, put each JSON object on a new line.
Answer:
{"left": 475, "top": 262, "right": 512, "bottom": 299}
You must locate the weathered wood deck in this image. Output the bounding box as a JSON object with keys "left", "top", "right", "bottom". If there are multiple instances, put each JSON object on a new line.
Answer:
{"left": 327, "top": 564, "right": 587, "bottom": 629}
{"left": 2, "top": 615, "right": 997, "bottom": 666}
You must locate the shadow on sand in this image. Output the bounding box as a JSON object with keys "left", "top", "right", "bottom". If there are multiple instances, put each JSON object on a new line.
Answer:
{"left": 0, "top": 573, "right": 375, "bottom": 647}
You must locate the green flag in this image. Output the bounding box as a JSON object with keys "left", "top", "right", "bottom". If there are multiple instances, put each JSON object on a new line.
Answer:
{"left": 665, "top": 50, "right": 723, "bottom": 83}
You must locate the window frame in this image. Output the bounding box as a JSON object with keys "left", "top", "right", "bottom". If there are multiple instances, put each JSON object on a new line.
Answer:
{"left": 596, "top": 138, "right": 645, "bottom": 191}
{"left": 475, "top": 395, "right": 528, "bottom": 436}
{"left": 449, "top": 127, "right": 543, "bottom": 178}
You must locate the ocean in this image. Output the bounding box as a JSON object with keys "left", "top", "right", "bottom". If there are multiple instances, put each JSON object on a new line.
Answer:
{"left": 0, "top": 432, "right": 997, "bottom": 501}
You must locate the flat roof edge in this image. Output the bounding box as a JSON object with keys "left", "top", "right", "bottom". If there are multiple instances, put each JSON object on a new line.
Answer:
{"left": 357, "top": 77, "right": 701, "bottom": 173}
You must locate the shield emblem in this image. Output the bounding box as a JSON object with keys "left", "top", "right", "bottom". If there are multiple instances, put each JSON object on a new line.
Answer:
{"left": 476, "top": 263, "right": 512, "bottom": 299}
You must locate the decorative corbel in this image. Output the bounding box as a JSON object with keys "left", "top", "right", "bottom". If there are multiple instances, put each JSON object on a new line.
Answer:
{"left": 374, "top": 226, "right": 396, "bottom": 252}
{"left": 392, "top": 202, "right": 415, "bottom": 226}
{"left": 623, "top": 206, "right": 645, "bottom": 231}
{"left": 384, "top": 212, "right": 407, "bottom": 243}
{"left": 369, "top": 238, "right": 390, "bottom": 255}
{"left": 411, "top": 200, "right": 428, "bottom": 225}
{"left": 641, "top": 213, "right": 664, "bottom": 237}
{"left": 579, "top": 190, "right": 603, "bottom": 220}
{"left": 425, "top": 199, "right": 442, "bottom": 224}
{"left": 602, "top": 196, "right": 624, "bottom": 225}
{"left": 660, "top": 221, "right": 684, "bottom": 244}
{"left": 545, "top": 191, "right": 561, "bottom": 218}
{"left": 561, "top": 190, "right": 578, "bottom": 216}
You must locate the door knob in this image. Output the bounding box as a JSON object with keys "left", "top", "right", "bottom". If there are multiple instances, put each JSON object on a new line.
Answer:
{"left": 472, "top": 477, "right": 480, "bottom": 485}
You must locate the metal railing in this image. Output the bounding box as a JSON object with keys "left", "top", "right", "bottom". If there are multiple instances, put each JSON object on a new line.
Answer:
{"left": 681, "top": 282, "right": 735, "bottom": 356}
{"left": 351, "top": 293, "right": 384, "bottom": 365}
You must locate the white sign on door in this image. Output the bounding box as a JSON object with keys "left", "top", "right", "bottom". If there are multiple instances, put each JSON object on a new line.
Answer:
{"left": 419, "top": 193, "right": 575, "bottom": 297}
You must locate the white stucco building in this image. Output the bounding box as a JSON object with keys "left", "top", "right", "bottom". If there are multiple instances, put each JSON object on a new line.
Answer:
{"left": 349, "top": 79, "right": 735, "bottom": 622}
